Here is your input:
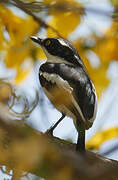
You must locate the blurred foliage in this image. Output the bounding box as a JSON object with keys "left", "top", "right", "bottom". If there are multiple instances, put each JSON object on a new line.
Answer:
{"left": 0, "top": 0, "right": 114, "bottom": 95}
{"left": 0, "top": 0, "right": 114, "bottom": 97}
{"left": 0, "top": 0, "right": 118, "bottom": 179}
{"left": 0, "top": 79, "right": 13, "bottom": 104}
{"left": 86, "top": 127, "right": 118, "bottom": 150}
{"left": 0, "top": 4, "right": 38, "bottom": 84}
{"left": 110, "top": 0, "right": 118, "bottom": 5}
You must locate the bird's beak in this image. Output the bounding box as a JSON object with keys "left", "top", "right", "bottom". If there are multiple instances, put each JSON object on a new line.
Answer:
{"left": 30, "top": 36, "right": 42, "bottom": 45}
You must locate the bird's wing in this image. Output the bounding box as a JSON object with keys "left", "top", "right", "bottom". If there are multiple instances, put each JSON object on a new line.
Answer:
{"left": 56, "top": 63, "right": 97, "bottom": 128}
{"left": 39, "top": 63, "right": 97, "bottom": 129}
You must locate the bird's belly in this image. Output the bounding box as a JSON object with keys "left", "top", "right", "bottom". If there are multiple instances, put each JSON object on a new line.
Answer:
{"left": 42, "top": 86, "right": 76, "bottom": 121}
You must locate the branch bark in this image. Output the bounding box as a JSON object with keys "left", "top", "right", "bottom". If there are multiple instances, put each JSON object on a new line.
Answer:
{"left": 0, "top": 110, "right": 118, "bottom": 180}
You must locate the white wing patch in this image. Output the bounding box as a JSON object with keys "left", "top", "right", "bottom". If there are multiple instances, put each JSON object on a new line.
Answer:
{"left": 41, "top": 72, "right": 73, "bottom": 93}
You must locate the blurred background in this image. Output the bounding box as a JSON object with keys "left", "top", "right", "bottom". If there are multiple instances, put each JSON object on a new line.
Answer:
{"left": 0, "top": 0, "right": 118, "bottom": 179}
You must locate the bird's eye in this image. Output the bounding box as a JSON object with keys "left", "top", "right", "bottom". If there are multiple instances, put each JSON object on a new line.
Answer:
{"left": 45, "top": 40, "right": 51, "bottom": 46}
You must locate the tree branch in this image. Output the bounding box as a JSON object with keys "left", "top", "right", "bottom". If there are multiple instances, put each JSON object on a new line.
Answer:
{"left": 1, "top": 0, "right": 64, "bottom": 38}
{"left": 0, "top": 109, "right": 118, "bottom": 180}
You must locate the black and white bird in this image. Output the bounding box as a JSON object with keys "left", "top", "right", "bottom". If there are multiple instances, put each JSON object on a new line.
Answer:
{"left": 30, "top": 36, "right": 97, "bottom": 152}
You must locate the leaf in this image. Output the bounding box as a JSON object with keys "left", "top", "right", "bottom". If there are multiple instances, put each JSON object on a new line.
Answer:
{"left": 46, "top": 0, "right": 81, "bottom": 38}
{"left": 110, "top": 0, "right": 118, "bottom": 5}
{"left": 0, "top": 5, "right": 39, "bottom": 83}
{"left": 94, "top": 22, "right": 118, "bottom": 62}
{"left": 36, "top": 47, "right": 46, "bottom": 60}
{"left": 47, "top": 12, "right": 80, "bottom": 38}
{"left": 88, "top": 64, "right": 110, "bottom": 99}
{"left": 86, "top": 127, "right": 118, "bottom": 150}
{"left": 14, "top": 67, "right": 30, "bottom": 84}
{"left": 0, "top": 5, "right": 38, "bottom": 45}
{"left": 0, "top": 22, "right": 5, "bottom": 50}
{"left": 5, "top": 47, "right": 29, "bottom": 68}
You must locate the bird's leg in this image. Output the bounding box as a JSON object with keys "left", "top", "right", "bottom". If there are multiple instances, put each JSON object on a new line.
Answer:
{"left": 46, "top": 114, "right": 65, "bottom": 136}
{"left": 76, "top": 121, "right": 85, "bottom": 152}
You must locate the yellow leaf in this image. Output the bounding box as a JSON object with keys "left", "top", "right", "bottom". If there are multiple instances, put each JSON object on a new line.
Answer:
{"left": 14, "top": 67, "right": 30, "bottom": 84}
{"left": 0, "top": 22, "right": 6, "bottom": 50}
{"left": 94, "top": 22, "right": 118, "bottom": 62}
{"left": 86, "top": 127, "right": 118, "bottom": 150}
{"left": 36, "top": 47, "right": 46, "bottom": 60}
{"left": 47, "top": 12, "right": 80, "bottom": 38}
{"left": 0, "top": 5, "right": 38, "bottom": 45}
{"left": 5, "top": 47, "right": 29, "bottom": 68}
{"left": 46, "top": 0, "right": 81, "bottom": 38}
{"left": 110, "top": 0, "right": 118, "bottom": 5}
{"left": 95, "top": 38, "right": 118, "bottom": 62}
{"left": 89, "top": 65, "right": 110, "bottom": 99}
{"left": 0, "top": 5, "right": 39, "bottom": 83}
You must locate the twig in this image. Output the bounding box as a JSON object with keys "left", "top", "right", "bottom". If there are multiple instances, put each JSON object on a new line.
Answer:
{"left": 7, "top": 0, "right": 64, "bottom": 38}
{"left": 4, "top": 0, "right": 114, "bottom": 18}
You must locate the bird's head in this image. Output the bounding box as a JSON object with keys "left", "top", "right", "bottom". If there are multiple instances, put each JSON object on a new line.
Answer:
{"left": 30, "top": 36, "right": 83, "bottom": 66}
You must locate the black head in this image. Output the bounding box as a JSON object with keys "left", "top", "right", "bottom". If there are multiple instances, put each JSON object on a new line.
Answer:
{"left": 30, "top": 36, "right": 83, "bottom": 67}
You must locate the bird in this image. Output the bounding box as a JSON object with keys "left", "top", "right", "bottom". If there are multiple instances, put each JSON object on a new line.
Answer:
{"left": 30, "top": 36, "right": 97, "bottom": 152}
